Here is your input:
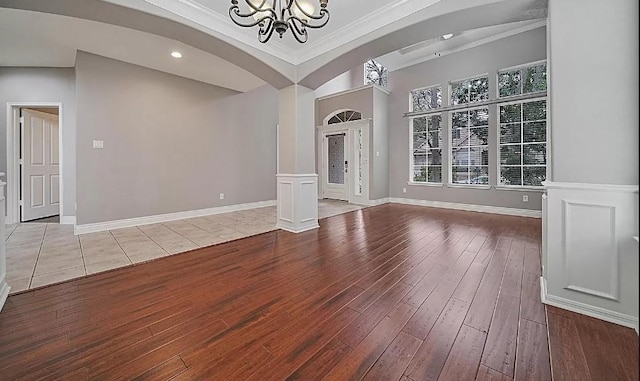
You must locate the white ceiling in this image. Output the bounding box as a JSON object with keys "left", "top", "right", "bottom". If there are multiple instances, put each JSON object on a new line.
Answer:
{"left": 0, "top": 8, "right": 266, "bottom": 92}
{"left": 107, "top": 0, "right": 445, "bottom": 65}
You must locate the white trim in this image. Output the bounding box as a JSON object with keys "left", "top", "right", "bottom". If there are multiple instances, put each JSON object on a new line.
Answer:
{"left": 446, "top": 184, "right": 492, "bottom": 190}
{"left": 365, "top": 198, "right": 390, "bottom": 206}
{"left": 495, "top": 186, "right": 544, "bottom": 192}
{"left": 392, "top": 20, "right": 547, "bottom": 71}
{"left": 60, "top": 216, "right": 76, "bottom": 225}
{"left": 388, "top": 197, "right": 541, "bottom": 218}
{"left": 6, "top": 102, "right": 67, "bottom": 225}
{"left": 315, "top": 84, "right": 388, "bottom": 102}
{"left": 0, "top": 276, "right": 10, "bottom": 313}
{"left": 540, "top": 277, "right": 639, "bottom": 333}
{"left": 75, "top": 200, "right": 277, "bottom": 235}
{"left": 276, "top": 174, "right": 318, "bottom": 178}
{"left": 542, "top": 181, "right": 639, "bottom": 193}
{"left": 407, "top": 182, "right": 444, "bottom": 188}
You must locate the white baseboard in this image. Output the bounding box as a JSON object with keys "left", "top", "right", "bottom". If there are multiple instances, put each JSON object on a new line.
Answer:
{"left": 540, "top": 277, "right": 639, "bottom": 333}
{"left": 0, "top": 275, "right": 11, "bottom": 313}
{"left": 366, "top": 198, "right": 390, "bottom": 206}
{"left": 276, "top": 222, "right": 320, "bottom": 234}
{"left": 387, "top": 197, "right": 542, "bottom": 218}
{"left": 75, "top": 200, "right": 277, "bottom": 235}
{"left": 60, "top": 216, "right": 76, "bottom": 225}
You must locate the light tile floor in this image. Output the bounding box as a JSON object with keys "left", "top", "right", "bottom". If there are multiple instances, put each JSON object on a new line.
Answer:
{"left": 4, "top": 200, "right": 364, "bottom": 294}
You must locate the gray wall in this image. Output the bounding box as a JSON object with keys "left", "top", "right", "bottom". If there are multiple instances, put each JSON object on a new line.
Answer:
{"left": 0, "top": 67, "right": 76, "bottom": 218}
{"left": 388, "top": 27, "right": 547, "bottom": 210}
{"left": 372, "top": 87, "right": 389, "bottom": 199}
{"left": 549, "top": 0, "right": 638, "bottom": 185}
{"left": 316, "top": 86, "right": 373, "bottom": 126}
{"left": 75, "top": 51, "right": 278, "bottom": 224}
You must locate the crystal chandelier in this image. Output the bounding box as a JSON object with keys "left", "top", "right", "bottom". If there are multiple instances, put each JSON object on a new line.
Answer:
{"left": 229, "top": 0, "right": 330, "bottom": 43}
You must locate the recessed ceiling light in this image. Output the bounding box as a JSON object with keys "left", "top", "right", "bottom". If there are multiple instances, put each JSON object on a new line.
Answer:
{"left": 442, "top": 33, "right": 454, "bottom": 40}
{"left": 171, "top": 51, "right": 183, "bottom": 59}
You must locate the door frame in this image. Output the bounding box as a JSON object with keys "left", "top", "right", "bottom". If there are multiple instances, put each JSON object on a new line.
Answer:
{"left": 5, "top": 102, "right": 65, "bottom": 225}
{"left": 317, "top": 119, "right": 371, "bottom": 204}
{"left": 321, "top": 129, "right": 349, "bottom": 201}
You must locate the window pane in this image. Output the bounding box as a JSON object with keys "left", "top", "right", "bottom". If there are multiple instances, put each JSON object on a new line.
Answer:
{"left": 501, "top": 145, "right": 522, "bottom": 165}
{"left": 499, "top": 70, "right": 521, "bottom": 97}
{"left": 413, "top": 133, "right": 427, "bottom": 151}
{"left": 523, "top": 144, "right": 546, "bottom": 165}
{"left": 428, "top": 131, "right": 442, "bottom": 148}
{"left": 451, "top": 111, "right": 468, "bottom": 128}
{"left": 451, "top": 81, "right": 468, "bottom": 105}
{"left": 413, "top": 117, "right": 427, "bottom": 133}
{"left": 501, "top": 166, "right": 522, "bottom": 186}
{"left": 428, "top": 166, "right": 442, "bottom": 183}
{"left": 411, "top": 87, "right": 442, "bottom": 111}
{"left": 500, "top": 104, "right": 521, "bottom": 123}
{"left": 523, "top": 64, "right": 547, "bottom": 94}
{"left": 469, "top": 77, "right": 489, "bottom": 103}
{"left": 452, "top": 166, "right": 469, "bottom": 184}
{"left": 500, "top": 123, "right": 522, "bottom": 144}
{"left": 523, "top": 121, "right": 546, "bottom": 143}
{"left": 413, "top": 153, "right": 427, "bottom": 165}
{"left": 452, "top": 147, "right": 470, "bottom": 166}
{"left": 428, "top": 149, "right": 442, "bottom": 165}
{"left": 470, "top": 127, "right": 489, "bottom": 146}
{"left": 468, "top": 146, "right": 488, "bottom": 166}
{"left": 523, "top": 100, "right": 546, "bottom": 121}
{"left": 413, "top": 166, "right": 427, "bottom": 182}
{"left": 365, "top": 59, "right": 389, "bottom": 88}
{"left": 470, "top": 108, "right": 489, "bottom": 126}
{"left": 469, "top": 167, "right": 489, "bottom": 184}
{"left": 451, "top": 127, "right": 467, "bottom": 148}
{"left": 523, "top": 166, "right": 546, "bottom": 186}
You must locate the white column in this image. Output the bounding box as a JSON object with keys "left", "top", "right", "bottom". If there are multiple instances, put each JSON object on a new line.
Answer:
{"left": 0, "top": 175, "right": 11, "bottom": 311}
{"left": 276, "top": 84, "right": 319, "bottom": 233}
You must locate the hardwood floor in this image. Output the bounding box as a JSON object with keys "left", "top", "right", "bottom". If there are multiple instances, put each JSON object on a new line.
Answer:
{"left": 0, "top": 204, "right": 635, "bottom": 380}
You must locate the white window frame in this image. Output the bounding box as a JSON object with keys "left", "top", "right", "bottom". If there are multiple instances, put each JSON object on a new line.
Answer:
{"left": 496, "top": 96, "right": 548, "bottom": 189}
{"left": 409, "top": 114, "right": 444, "bottom": 185}
{"left": 448, "top": 73, "right": 489, "bottom": 107}
{"left": 497, "top": 60, "right": 547, "bottom": 100}
{"left": 409, "top": 84, "right": 442, "bottom": 113}
{"left": 448, "top": 105, "right": 491, "bottom": 188}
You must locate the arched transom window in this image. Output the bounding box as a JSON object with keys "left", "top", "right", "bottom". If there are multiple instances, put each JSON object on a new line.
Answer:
{"left": 327, "top": 110, "right": 362, "bottom": 125}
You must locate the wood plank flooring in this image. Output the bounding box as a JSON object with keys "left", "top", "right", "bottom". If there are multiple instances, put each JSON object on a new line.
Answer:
{"left": 0, "top": 204, "right": 636, "bottom": 380}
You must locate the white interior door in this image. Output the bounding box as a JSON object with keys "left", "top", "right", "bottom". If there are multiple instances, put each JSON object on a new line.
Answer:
{"left": 323, "top": 132, "right": 349, "bottom": 201}
{"left": 21, "top": 109, "right": 60, "bottom": 221}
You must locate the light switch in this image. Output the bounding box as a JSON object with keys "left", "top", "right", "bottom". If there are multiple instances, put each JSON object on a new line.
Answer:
{"left": 93, "top": 140, "right": 104, "bottom": 149}
{"left": 376, "top": 151, "right": 380, "bottom": 157}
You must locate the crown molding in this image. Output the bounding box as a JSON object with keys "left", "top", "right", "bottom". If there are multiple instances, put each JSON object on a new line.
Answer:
{"left": 295, "top": 0, "right": 442, "bottom": 64}
{"left": 142, "top": 0, "right": 444, "bottom": 65}
{"left": 144, "top": 0, "right": 297, "bottom": 63}
{"left": 390, "top": 20, "right": 547, "bottom": 71}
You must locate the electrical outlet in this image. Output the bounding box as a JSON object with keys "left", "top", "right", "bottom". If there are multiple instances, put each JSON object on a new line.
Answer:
{"left": 522, "top": 195, "right": 529, "bottom": 202}
{"left": 402, "top": 187, "right": 407, "bottom": 194}
{"left": 219, "top": 193, "right": 224, "bottom": 200}
{"left": 92, "top": 140, "right": 104, "bottom": 149}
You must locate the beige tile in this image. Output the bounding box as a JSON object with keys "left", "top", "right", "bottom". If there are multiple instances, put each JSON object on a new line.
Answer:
{"left": 4, "top": 224, "right": 18, "bottom": 240}
{"left": 30, "top": 266, "right": 86, "bottom": 289}
{"left": 138, "top": 224, "right": 198, "bottom": 255}
{"left": 116, "top": 239, "right": 167, "bottom": 259}
{"left": 7, "top": 277, "right": 31, "bottom": 294}
{"left": 34, "top": 255, "right": 85, "bottom": 276}
{"left": 85, "top": 256, "right": 132, "bottom": 275}
{"left": 39, "top": 245, "right": 83, "bottom": 260}
{"left": 79, "top": 231, "right": 116, "bottom": 245}
{"left": 6, "top": 232, "right": 45, "bottom": 245}
{"left": 6, "top": 261, "right": 37, "bottom": 281}
{"left": 163, "top": 221, "right": 226, "bottom": 247}
{"left": 128, "top": 250, "right": 168, "bottom": 264}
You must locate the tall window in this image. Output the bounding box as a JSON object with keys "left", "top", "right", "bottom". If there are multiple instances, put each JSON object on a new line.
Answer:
{"left": 498, "top": 99, "right": 547, "bottom": 186}
{"left": 499, "top": 62, "right": 547, "bottom": 98}
{"left": 411, "top": 115, "right": 443, "bottom": 183}
{"left": 450, "top": 75, "right": 489, "bottom": 105}
{"left": 450, "top": 107, "right": 489, "bottom": 185}
{"left": 410, "top": 85, "right": 442, "bottom": 112}
{"left": 364, "top": 59, "right": 389, "bottom": 88}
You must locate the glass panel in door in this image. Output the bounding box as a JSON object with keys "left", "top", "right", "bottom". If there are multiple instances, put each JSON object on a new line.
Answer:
{"left": 327, "top": 134, "right": 345, "bottom": 184}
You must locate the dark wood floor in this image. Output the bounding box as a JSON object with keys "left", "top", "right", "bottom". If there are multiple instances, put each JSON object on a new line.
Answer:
{"left": 0, "top": 204, "right": 636, "bottom": 380}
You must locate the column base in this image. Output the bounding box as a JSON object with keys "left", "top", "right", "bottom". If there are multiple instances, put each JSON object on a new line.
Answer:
{"left": 0, "top": 275, "right": 10, "bottom": 312}
{"left": 276, "top": 174, "right": 319, "bottom": 233}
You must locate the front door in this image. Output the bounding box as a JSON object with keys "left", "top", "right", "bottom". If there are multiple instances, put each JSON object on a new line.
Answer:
{"left": 323, "top": 132, "right": 348, "bottom": 201}
{"left": 20, "top": 109, "right": 60, "bottom": 222}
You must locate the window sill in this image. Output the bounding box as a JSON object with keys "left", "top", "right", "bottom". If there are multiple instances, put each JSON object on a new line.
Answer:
{"left": 407, "top": 182, "right": 445, "bottom": 187}
{"left": 446, "top": 184, "right": 491, "bottom": 190}
{"left": 495, "top": 186, "right": 544, "bottom": 192}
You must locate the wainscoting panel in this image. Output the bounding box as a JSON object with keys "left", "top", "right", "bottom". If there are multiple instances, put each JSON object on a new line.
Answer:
{"left": 542, "top": 181, "right": 639, "bottom": 331}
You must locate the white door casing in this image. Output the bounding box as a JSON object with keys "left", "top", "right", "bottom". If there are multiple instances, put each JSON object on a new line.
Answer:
{"left": 317, "top": 120, "right": 371, "bottom": 204}
{"left": 21, "top": 109, "right": 60, "bottom": 221}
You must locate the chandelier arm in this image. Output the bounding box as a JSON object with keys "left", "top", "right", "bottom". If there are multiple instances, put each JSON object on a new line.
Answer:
{"left": 287, "top": 11, "right": 329, "bottom": 29}
{"left": 288, "top": 16, "right": 306, "bottom": 35}
{"left": 258, "top": 21, "right": 277, "bottom": 43}
{"left": 229, "top": 6, "right": 275, "bottom": 27}
{"left": 289, "top": 21, "right": 308, "bottom": 43}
